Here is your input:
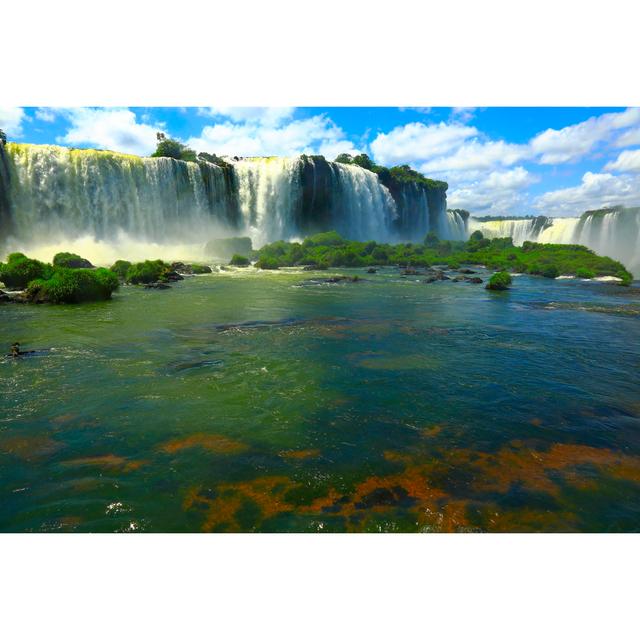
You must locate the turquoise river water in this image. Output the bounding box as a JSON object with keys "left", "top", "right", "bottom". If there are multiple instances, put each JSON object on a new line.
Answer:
{"left": 1, "top": 267, "right": 639, "bottom": 532}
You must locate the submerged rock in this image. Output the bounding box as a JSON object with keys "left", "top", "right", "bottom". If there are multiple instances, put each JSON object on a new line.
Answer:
{"left": 144, "top": 282, "right": 172, "bottom": 290}
{"left": 301, "top": 276, "right": 362, "bottom": 286}
{"left": 466, "top": 277, "right": 483, "bottom": 284}
{"left": 367, "top": 268, "right": 377, "bottom": 274}
{"left": 458, "top": 268, "right": 477, "bottom": 274}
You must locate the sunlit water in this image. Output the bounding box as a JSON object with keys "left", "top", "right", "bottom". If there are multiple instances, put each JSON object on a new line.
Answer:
{"left": 1, "top": 268, "right": 639, "bottom": 532}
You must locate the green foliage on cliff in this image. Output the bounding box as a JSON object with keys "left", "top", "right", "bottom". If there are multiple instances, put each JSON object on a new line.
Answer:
{"left": 0, "top": 129, "right": 6, "bottom": 145}
{"left": 486, "top": 271, "right": 512, "bottom": 290}
{"left": 26, "top": 268, "right": 118, "bottom": 303}
{"left": 253, "top": 231, "right": 633, "bottom": 284}
{"left": 334, "top": 153, "right": 448, "bottom": 191}
{"left": 151, "top": 132, "right": 197, "bottom": 162}
{"left": 0, "top": 253, "right": 53, "bottom": 288}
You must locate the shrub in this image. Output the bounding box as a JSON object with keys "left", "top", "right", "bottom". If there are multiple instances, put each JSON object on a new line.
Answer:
{"left": 150, "top": 132, "right": 196, "bottom": 162}
{"left": 126, "top": 260, "right": 171, "bottom": 284}
{"left": 486, "top": 271, "right": 512, "bottom": 291}
{"left": 110, "top": 260, "right": 132, "bottom": 280}
{"left": 255, "top": 256, "right": 280, "bottom": 270}
{"left": 229, "top": 254, "right": 250, "bottom": 267}
{"left": 53, "top": 252, "right": 93, "bottom": 269}
{"left": 575, "top": 267, "right": 595, "bottom": 279}
{"left": 26, "top": 267, "right": 118, "bottom": 303}
{"left": 541, "top": 265, "right": 559, "bottom": 279}
{"left": 0, "top": 253, "right": 52, "bottom": 288}
{"left": 303, "top": 231, "right": 345, "bottom": 247}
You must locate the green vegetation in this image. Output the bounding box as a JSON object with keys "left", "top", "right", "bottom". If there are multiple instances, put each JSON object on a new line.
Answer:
{"left": 27, "top": 268, "right": 118, "bottom": 303}
{"left": 110, "top": 260, "right": 132, "bottom": 280}
{"left": 334, "top": 153, "right": 448, "bottom": 191}
{"left": 0, "top": 253, "right": 53, "bottom": 288}
{"left": 205, "top": 236, "right": 253, "bottom": 260}
{"left": 197, "top": 152, "right": 233, "bottom": 170}
{"left": 255, "top": 256, "right": 280, "bottom": 270}
{"left": 190, "top": 264, "right": 213, "bottom": 274}
{"left": 125, "top": 259, "right": 173, "bottom": 284}
{"left": 151, "top": 132, "right": 197, "bottom": 162}
{"left": 486, "top": 271, "right": 512, "bottom": 291}
{"left": 229, "top": 254, "right": 250, "bottom": 267}
{"left": 575, "top": 267, "right": 595, "bottom": 279}
{"left": 254, "top": 230, "right": 633, "bottom": 284}
{"left": 52, "top": 252, "right": 93, "bottom": 269}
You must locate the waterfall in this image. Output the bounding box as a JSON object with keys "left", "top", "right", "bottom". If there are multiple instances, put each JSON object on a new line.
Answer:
{"left": 0, "top": 142, "right": 451, "bottom": 263}
{"left": 441, "top": 210, "right": 468, "bottom": 241}
{"left": 469, "top": 211, "right": 640, "bottom": 277}
{"left": 232, "top": 157, "right": 304, "bottom": 246}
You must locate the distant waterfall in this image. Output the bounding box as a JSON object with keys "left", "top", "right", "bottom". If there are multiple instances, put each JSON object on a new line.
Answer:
{"left": 470, "top": 210, "right": 640, "bottom": 276}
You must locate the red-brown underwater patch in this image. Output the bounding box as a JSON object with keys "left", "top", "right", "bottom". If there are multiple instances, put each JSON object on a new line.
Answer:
{"left": 161, "top": 433, "right": 248, "bottom": 455}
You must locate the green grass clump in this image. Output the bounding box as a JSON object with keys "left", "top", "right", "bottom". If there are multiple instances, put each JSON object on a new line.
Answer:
{"left": 110, "top": 260, "right": 132, "bottom": 280}
{"left": 486, "top": 271, "right": 513, "bottom": 290}
{"left": 125, "top": 260, "right": 171, "bottom": 284}
{"left": 52, "top": 252, "right": 93, "bottom": 268}
{"left": 190, "top": 264, "right": 212, "bottom": 274}
{"left": 255, "top": 256, "right": 280, "bottom": 270}
{"left": 229, "top": 254, "right": 250, "bottom": 267}
{"left": 575, "top": 267, "right": 595, "bottom": 279}
{"left": 0, "top": 252, "right": 53, "bottom": 288}
{"left": 26, "top": 267, "right": 118, "bottom": 303}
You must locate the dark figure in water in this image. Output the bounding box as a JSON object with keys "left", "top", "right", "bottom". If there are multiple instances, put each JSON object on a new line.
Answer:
{"left": 8, "top": 342, "right": 36, "bottom": 358}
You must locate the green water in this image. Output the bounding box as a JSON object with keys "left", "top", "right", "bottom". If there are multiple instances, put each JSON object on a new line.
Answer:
{"left": 1, "top": 268, "right": 640, "bottom": 532}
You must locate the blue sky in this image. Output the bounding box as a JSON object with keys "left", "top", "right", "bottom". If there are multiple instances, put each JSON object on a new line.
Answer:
{"left": 2, "top": 106, "right": 640, "bottom": 218}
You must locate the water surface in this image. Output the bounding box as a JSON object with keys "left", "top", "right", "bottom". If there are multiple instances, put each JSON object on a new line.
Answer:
{"left": 1, "top": 268, "right": 639, "bottom": 532}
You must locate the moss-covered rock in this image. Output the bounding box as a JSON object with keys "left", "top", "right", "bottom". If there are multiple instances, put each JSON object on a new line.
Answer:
{"left": 53, "top": 252, "right": 94, "bottom": 269}
{"left": 486, "top": 271, "right": 512, "bottom": 290}
{"left": 229, "top": 254, "right": 250, "bottom": 267}
{"left": 26, "top": 267, "right": 118, "bottom": 303}
{"left": 125, "top": 260, "right": 172, "bottom": 284}
{"left": 0, "top": 253, "right": 53, "bottom": 288}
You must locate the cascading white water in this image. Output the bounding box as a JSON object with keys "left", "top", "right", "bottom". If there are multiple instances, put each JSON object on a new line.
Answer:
{"left": 441, "top": 210, "right": 467, "bottom": 241}
{"left": 232, "top": 157, "right": 304, "bottom": 246}
{"left": 469, "top": 213, "right": 640, "bottom": 277}
{"left": 329, "top": 162, "right": 397, "bottom": 241}
{"left": 0, "top": 142, "right": 450, "bottom": 263}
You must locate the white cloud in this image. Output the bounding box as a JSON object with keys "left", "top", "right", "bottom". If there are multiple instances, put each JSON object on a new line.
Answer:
{"left": 450, "top": 107, "right": 477, "bottom": 124}
{"left": 534, "top": 171, "right": 640, "bottom": 216}
{"left": 198, "top": 107, "right": 295, "bottom": 127}
{"left": 187, "top": 114, "right": 357, "bottom": 158}
{"left": 615, "top": 128, "right": 640, "bottom": 148}
{"left": 370, "top": 121, "right": 478, "bottom": 167}
{"left": 420, "top": 140, "right": 529, "bottom": 173}
{"left": 34, "top": 108, "right": 56, "bottom": 123}
{"left": 56, "top": 108, "right": 162, "bottom": 155}
{"left": 0, "top": 107, "right": 28, "bottom": 137}
{"left": 604, "top": 149, "right": 640, "bottom": 173}
{"left": 530, "top": 108, "right": 640, "bottom": 164}
{"left": 448, "top": 167, "right": 537, "bottom": 215}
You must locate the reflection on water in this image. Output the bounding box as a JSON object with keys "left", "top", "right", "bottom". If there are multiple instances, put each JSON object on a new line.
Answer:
{"left": 1, "top": 268, "right": 639, "bottom": 532}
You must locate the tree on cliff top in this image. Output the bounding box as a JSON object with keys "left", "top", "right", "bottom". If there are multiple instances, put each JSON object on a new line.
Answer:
{"left": 151, "top": 132, "right": 196, "bottom": 162}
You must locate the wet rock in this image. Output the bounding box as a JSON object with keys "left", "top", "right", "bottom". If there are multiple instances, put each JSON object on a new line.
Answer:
{"left": 458, "top": 268, "right": 477, "bottom": 274}
{"left": 452, "top": 275, "right": 466, "bottom": 282}
{"left": 424, "top": 271, "right": 450, "bottom": 283}
{"left": 144, "top": 282, "right": 172, "bottom": 290}
{"left": 367, "top": 268, "right": 377, "bottom": 274}
{"left": 163, "top": 271, "right": 184, "bottom": 282}
{"left": 301, "top": 276, "right": 362, "bottom": 286}
{"left": 401, "top": 268, "right": 422, "bottom": 276}
{"left": 466, "top": 277, "right": 483, "bottom": 284}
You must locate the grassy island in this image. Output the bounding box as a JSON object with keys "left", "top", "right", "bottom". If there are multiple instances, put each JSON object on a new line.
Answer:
{"left": 254, "top": 230, "right": 633, "bottom": 285}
